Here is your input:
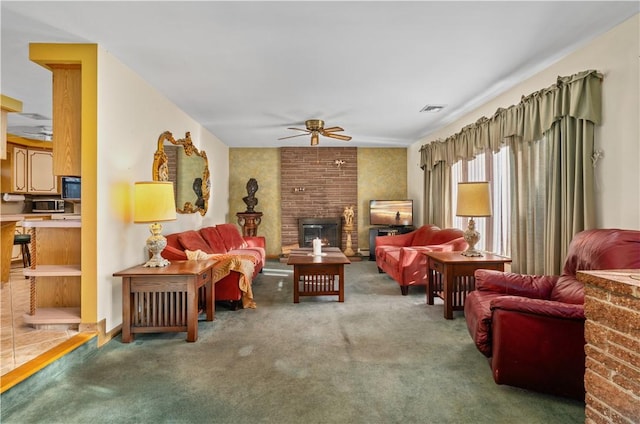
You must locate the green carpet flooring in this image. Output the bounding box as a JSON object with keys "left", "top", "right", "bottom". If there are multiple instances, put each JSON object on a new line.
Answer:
{"left": 1, "top": 259, "right": 584, "bottom": 423}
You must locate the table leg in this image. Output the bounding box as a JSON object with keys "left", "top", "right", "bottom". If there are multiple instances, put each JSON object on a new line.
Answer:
{"left": 205, "top": 277, "right": 214, "bottom": 321}
{"left": 427, "top": 262, "right": 435, "bottom": 306}
{"left": 186, "top": 277, "right": 198, "bottom": 342}
{"left": 122, "top": 277, "right": 133, "bottom": 343}
{"left": 338, "top": 264, "right": 344, "bottom": 302}
{"left": 443, "top": 266, "right": 454, "bottom": 320}
{"left": 293, "top": 266, "right": 300, "bottom": 303}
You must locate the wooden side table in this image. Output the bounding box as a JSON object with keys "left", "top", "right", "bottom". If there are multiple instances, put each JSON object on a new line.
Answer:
{"left": 114, "top": 260, "right": 216, "bottom": 342}
{"left": 424, "top": 251, "right": 512, "bottom": 319}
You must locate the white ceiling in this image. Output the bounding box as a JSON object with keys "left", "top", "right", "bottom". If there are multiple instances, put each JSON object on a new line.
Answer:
{"left": 2, "top": 1, "right": 638, "bottom": 148}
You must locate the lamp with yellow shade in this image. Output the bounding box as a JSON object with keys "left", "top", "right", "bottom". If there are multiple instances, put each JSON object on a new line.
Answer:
{"left": 456, "top": 181, "right": 492, "bottom": 257}
{"left": 134, "top": 181, "right": 177, "bottom": 267}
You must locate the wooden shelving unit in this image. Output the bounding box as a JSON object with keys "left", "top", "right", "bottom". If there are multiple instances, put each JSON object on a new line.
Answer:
{"left": 21, "top": 220, "right": 81, "bottom": 326}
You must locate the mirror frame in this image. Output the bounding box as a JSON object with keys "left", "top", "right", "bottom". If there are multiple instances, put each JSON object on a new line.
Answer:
{"left": 152, "top": 130, "right": 210, "bottom": 216}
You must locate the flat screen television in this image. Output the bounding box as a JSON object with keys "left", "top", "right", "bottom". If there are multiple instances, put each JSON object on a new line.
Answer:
{"left": 369, "top": 199, "right": 413, "bottom": 226}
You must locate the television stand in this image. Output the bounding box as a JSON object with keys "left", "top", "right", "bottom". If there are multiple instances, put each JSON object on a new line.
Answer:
{"left": 368, "top": 225, "right": 415, "bottom": 261}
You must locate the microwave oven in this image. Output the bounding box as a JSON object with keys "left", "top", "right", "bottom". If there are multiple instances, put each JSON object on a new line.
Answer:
{"left": 32, "top": 199, "right": 65, "bottom": 213}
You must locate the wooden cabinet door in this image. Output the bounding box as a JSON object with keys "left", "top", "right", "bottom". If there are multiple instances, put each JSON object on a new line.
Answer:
{"left": 12, "top": 145, "right": 28, "bottom": 193}
{"left": 28, "top": 149, "right": 58, "bottom": 194}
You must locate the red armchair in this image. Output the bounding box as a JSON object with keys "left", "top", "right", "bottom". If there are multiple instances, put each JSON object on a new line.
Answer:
{"left": 464, "top": 228, "right": 640, "bottom": 399}
{"left": 375, "top": 224, "right": 467, "bottom": 294}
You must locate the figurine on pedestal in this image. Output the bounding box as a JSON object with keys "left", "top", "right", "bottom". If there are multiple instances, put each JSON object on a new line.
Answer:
{"left": 238, "top": 178, "right": 262, "bottom": 237}
{"left": 343, "top": 205, "right": 355, "bottom": 256}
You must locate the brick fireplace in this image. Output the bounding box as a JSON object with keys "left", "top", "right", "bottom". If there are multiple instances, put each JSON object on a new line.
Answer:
{"left": 298, "top": 218, "right": 342, "bottom": 249}
{"left": 280, "top": 147, "right": 357, "bottom": 253}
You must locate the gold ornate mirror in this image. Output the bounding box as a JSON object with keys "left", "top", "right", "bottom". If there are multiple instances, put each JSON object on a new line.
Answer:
{"left": 153, "top": 131, "right": 210, "bottom": 216}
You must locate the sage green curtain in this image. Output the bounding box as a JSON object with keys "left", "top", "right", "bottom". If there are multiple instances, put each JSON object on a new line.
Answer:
{"left": 422, "top": 161, "right": 451, "bottom": 228}
{"left": 420, "top": 70, "right": 601, "bottom": 273}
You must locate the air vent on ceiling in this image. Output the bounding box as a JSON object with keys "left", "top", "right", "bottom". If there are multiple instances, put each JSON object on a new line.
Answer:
{"left": 419, "top": 104, "right": 446, "bottom": 113}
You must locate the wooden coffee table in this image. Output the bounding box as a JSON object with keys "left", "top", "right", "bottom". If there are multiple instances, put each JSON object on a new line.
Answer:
{"left": 287, "top": 247, "right": 351, "bottom": 303}
{"left": 424, "top": 251, "right": 512, "bottom": 319}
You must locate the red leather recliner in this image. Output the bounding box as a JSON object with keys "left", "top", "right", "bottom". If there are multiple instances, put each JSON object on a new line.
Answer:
{"left": 464, "top": 228, "right": 640, "bottom": 399}
{"left": 375, "top": 224, "right": 467, "bottom": 295}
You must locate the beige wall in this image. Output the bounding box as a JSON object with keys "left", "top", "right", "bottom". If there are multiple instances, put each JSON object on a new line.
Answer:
{"left": 357, "top": 148, "right": 407, "bottom": 250}
{"left": 98, "top": 47, "right": 230, "bottom": 332}
{"left": 228, "top": 148, "right": 281, "bottom": 257}
{"left": 408, "top": 14, "right": 640, "bottom": 230}
{"left": 229, "top": 147, "right": 408, "bottom": 256}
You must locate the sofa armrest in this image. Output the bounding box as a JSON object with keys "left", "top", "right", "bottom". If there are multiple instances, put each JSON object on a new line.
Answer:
{"left": 161, "top": 245, "right": 188, "bottom": 261}
{"left": 474, "top": 269, "right": 558, "bottom": 299}
{"left": 490, "top": 300, "right": 586, "bottom": 399}
{"left": 244, "top": 236, "right": 265, "bottom": 249}
{"left": 375, "top": 232, "right": 414, "bottom": 248}
{"left": 490, "top": 295, "right": 585, "bottom": 320}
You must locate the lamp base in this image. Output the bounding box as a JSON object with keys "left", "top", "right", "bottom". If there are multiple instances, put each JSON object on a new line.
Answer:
{"left": 143, "top": 222, "right": 170, "bottom": 268}
{"left": 461, "top": 217, "right": 484, "bottom": 257}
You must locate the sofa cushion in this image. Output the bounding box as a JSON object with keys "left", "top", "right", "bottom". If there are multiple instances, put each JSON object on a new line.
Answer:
{"left": 411, "top": 225, "right": 440, "bottom": 246}
{"left": 200, "top": 226, "right": 228, "bottom": 254}
{"left": 428, "top": 228, "right": 464, "bottom": 244}
{"left": 216, "top": 224, "right": 248, "bottom": 251}
{"left": 177, "top": 230, "right": 214, "bottom": 254}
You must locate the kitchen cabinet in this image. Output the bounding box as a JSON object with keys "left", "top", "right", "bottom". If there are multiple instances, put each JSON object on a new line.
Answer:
{"left": 0, "top": 143, "right": 58, "bottom": 194}
{"left": 21, "top": 220, "right": 81, "bottom": 326}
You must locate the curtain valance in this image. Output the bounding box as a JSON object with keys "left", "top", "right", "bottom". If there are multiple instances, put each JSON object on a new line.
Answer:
{"left": 420, "top": 69, "right": 602, "bottom": 170}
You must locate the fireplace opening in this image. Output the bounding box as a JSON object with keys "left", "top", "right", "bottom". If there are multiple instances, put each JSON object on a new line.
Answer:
{"left": 298, "top": 218, "right": 342, "bottom": 249}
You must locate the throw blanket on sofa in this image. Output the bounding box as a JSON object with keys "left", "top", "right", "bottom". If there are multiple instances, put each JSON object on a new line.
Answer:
{"left": 185, "top": 250, "right": 257, "bottom": 309}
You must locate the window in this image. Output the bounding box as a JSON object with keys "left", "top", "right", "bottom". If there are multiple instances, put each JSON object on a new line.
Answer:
{"left": 451, "top": 147, "right": 511, "bottom": 257}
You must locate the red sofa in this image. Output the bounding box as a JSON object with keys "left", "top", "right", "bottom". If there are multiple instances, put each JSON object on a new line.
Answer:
{"left": 375, "top": 224, "right": 467, "bottom": 294}
{"left": 161, "top": 223, "right": 266, "bottom": 309}
{"left": 464, "top": 228, "right": 640, "bottom": 399}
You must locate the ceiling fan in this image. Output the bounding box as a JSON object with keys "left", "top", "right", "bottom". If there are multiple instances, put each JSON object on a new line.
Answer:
{"left": 278, "top": 119, "right": 352, "bottom": 146}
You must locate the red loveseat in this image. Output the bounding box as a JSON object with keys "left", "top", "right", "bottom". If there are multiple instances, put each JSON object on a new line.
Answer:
{"left": 375, "top": 224, "right": 467, "bottom": 294}
{"left": 464, "top": 228, "right": 640, "bottom": 399}
{"left": 161, "top": 223, "right": 266, "bottom": 309}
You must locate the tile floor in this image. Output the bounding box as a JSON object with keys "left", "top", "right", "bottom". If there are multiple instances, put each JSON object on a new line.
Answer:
{"left": 1, "top": 266, "right": 78, "bottom": 376}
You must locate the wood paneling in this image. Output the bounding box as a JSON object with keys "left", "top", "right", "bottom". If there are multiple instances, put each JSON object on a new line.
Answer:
{"left": 51, "top": 65, "right": 81, "bottom": 176}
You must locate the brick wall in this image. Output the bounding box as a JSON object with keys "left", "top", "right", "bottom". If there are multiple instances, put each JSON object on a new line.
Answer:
{"left": 579, "top": 270, "right": 640, "bottom": 424}
{"left": 280, "top": 147, "right": 357, "bottom": 252}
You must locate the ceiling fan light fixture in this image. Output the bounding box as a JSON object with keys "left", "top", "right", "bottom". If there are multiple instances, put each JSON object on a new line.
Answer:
{"left": 311, "top": 132, "right": 319, "bottom": 146}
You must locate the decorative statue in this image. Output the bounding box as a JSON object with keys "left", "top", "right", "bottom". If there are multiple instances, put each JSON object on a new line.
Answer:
{"left": 193, "top": 177, "right": 205, "bottom": 209}
{"left": 243, "top": 178, "right": 259, "bottom": 212}
{"left": 343, "top": 205, "right": 355, "bottom": 228}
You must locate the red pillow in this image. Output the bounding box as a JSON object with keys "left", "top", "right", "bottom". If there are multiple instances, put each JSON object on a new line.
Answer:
{"left": 200, "top": 226, "right": 228, "bottom": 254}
{"left": 177, "top": 230, "right": 213, "bottom": 254}
{"left": 215, "top": 224, "right": 248, "bottom": 251}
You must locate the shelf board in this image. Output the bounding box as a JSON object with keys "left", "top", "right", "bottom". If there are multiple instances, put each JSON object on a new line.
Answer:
{"left": 24, "top": 264, "right": 81, "bottom": 277}
{"left": 23, "top": 307, "right": 81, "bottom": 325}
{"left": 20, "top": 220, "right": 81, "bottom": 228}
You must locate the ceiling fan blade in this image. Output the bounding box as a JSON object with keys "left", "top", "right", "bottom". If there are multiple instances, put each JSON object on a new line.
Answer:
{"left": 322, "top": 132, "right": 352, "bottom": 141}
{"left": 286, "top": 127, "right": 311, "bottom": 133}
{"left": 278, "top": 133, "right": 309, "bottom": 140}
{"left": 322, "top": 126, "right": 344, "bottom": 133}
